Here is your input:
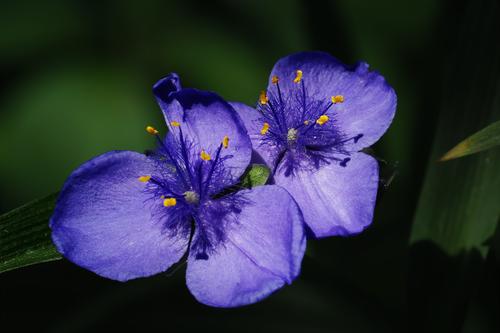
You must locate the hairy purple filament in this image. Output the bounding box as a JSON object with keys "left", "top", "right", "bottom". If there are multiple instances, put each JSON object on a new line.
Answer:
{"left": 258, "top": 78, "right": 363, "bottom": 176}
{"left": 144, "top": 128, "right": 243, "bottom": 260}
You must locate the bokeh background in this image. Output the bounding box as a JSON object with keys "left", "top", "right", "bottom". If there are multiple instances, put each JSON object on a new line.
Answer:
{"left": 1, "top": 0, "right": 499, "bottom": 332}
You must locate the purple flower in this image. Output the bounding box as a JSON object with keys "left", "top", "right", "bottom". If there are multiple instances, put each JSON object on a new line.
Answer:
{"left": 50, "top": 74, "right": 306, "bottom": 307}
{"left": 231, "top": 52, "right": 397, "bottom": 238}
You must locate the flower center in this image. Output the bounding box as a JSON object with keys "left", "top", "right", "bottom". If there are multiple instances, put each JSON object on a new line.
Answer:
{"left": 140, "top": 125, "right": 238, "bottom": 260}
{"left": 256, "top": 70, "right": 364, "bottom": 174}
{"left": 287, "top": 128, "right": 298, "bottom": 142}
{"left": 184, "top": 190, "right": 199, "bottom": 205}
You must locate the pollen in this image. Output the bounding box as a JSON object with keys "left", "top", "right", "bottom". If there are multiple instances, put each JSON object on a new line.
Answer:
{"left": 200, "top": 149, "right": 211, "bottom": 161}
{"left": 146, "top": 126, "right": 159, "bottom": 135}
{"left": 259, "top": 90, "right": 269, "bottom": 105}
{"left": 170, "top": 121, "right": 181, "bottom": 127}
{"left": 271, "top": 75, "right": 279, "bottom": 84}
{"left": 138, "top": 175, "right": 151, "bottom": 182}
{"left": 222, "top": 135, "right": 229, "bottom": 148}
{"left": 316, "top": 115, "right": 329, "bottom": 125}
{"left": 331, "top": 95, "right": 344, "bottom": 104}
{"left": 260, "top": 122, "right": 270, "bottom": 135}
{"left": 163, "top": 197, "right": 177, "bottom": 207}
{"left": 303, "top": 120, "right": 310, "bottom": 125}
{"left": 293, "top": 70, "right": 303, "bottom": 83}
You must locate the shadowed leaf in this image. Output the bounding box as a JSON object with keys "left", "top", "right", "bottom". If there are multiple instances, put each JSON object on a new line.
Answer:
{"left": 411, "top": 0, "right": 500, "bottom": 258}
{"left": 0, "top": 193, "right": 61, "bottom": 274}
{"left": 409, "top": 0, "right": 500, "bottom": 331}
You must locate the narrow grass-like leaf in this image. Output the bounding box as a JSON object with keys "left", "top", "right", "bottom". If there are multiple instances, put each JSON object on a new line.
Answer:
{"left": 0, "top": 193, "right": 61, "bottom": 274}
{"left": 440, "top": 120, "right": 500, "bottom": 161}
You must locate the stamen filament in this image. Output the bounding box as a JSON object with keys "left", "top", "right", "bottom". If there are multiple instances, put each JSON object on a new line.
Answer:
{"left": 202, "top": 143, "right": 223, "bottom": 198}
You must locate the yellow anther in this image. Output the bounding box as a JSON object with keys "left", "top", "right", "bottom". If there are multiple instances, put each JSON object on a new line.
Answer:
{"left": 303, "top": 120, "right": 310, "bottom": 125}
{"left": 163, "top": 197, "right": 177, "bottom": 207}
{"left": 293, "top": 70, "right": 303, "bottom": 83}
{"left": 200, "top": 150, "right": 211, "bottom": 161}
{"left": 146, "top": 126, "right": 159, "bottom": 135}
{"left": 316, "top": 115, "right": 329, "bottom": 126}
{"left": 331, "top": 95, "right": 344, "bottom": 104}
{"left": 222, "top": 135, "right": 229, "bottom": 149}
{"left": 271, "top": 75, "right": 279, "bottom": 84}
{"left": 259, "top": 90, "right": 269, "bottom": 105}
{"left": 170, "top": 121, "right": 180, "bottom": 127}
{"left": 138, "top": 175, "right": 151, "bottom": 182}
{"left": 260, "top": 122, "right": 270, "bottom": 135}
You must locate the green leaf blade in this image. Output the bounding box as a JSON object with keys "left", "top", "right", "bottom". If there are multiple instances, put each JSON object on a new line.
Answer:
{"left": 0, "top": 193, "right": 61, "bottom": 273}
{"left": 440, "top": 120, "right": 500, "bottom": 161}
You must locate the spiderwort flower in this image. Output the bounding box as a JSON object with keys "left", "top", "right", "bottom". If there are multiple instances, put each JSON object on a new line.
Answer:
{"left": 231, "top": 52, "right": 397, "bottom": 237}
{"left": 50, "top": 74, "right": 306, "bottom": 307}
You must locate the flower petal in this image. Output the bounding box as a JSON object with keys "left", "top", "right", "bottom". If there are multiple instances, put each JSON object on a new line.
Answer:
{"left": 268, "top": 51, "right": 396, "bottom": 150}
{"left": 229, "top": 101, "right": 277, "bottom": 168}
{"left": 152, "top": 73, "right": 182, "bottom": 108}
{"left": 186, "top": 185, "right": 306, "bottom": 307}
{"left": 274, "top": 152, "right": 379, "bottom": 238}
{"left": 50, "top": 151, "right": 189, "bottom": 281}
{"left": 154, "top": 80, "right": 252, "bottom": 187}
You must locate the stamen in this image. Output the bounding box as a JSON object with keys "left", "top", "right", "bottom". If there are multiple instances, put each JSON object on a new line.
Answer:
{"left": 146, "top": 126, "right": 159, "bottom": 135}
{"left": 138, "top": 175, "right": 151, "bottom": 182}
{"left": 271, "top": 75, "right": 279, "bottom": 84}
{"left": 293, "top": 70, "right": 303, "bottom": 83}
{"left": 200, "top": 150, "right": 211, "bottom": 161}
{"left": 222, "top": 135, "right": 229, "bottom": 149}
{"left": 303, "top": 120, "right": 310, "bottom": 125}
{"left": 170, "top": 121, "right": 181, "bottom": 127}
{"left": 259, "top": 90, "right": 269, "bottom": 105}
{"left": 316, "top": 115, "right": 329, "bottom": 125}
{"left": 331, "top": 95, "right": 344, "bottom": 104}
{"left": 163, "top": 197, "right": 177, "bottom": 207}
{"left": 260, "top": 122, "right": 270, "bottom": 135}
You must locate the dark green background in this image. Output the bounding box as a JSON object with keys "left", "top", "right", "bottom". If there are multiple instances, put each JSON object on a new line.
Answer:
{"left": 1, "top": 0, "right": 499, "bottom": 332}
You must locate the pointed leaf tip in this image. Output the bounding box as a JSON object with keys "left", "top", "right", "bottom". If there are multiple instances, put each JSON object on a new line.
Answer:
{"left": 440, "top": 120, "right": 500, "bottom": 161}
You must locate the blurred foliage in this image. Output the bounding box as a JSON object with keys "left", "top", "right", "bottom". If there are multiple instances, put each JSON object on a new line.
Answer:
{"left": 0, "top": 0, "right": 499, "bottom": 332}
